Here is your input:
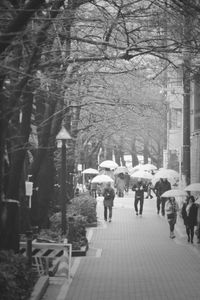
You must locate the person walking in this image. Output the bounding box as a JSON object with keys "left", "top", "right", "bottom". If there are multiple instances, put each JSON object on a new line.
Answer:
{"left": 102, "top": 182, "right": 115, "bottom": 222}
{"left": 124, "top": 173, "right": 130, "bottom": 193}
{"left": 132, "top": 178, "right": 147, "bottom": 216}
{"left": 181, "top": 196, "right": 190, "bottom": 241}
{"left": 165, "top": 197, "right": 179, "bottom": 239}
{"left": 181, "top": 195, "right": 198, "bottom": 243}
{"left": 90, "top": 181, "right": 97, "bottom": 198}
{"left": 154, "top": 178, "right": 171, "bottom": 216}
{"left": 115, "top": 173, "right": 125, "bottom": 197}
{"left": 145, "top": 181, "right": 153, "bottom": 199}
{"left": 196, "top": 196, "right": 200, "bottom": 243}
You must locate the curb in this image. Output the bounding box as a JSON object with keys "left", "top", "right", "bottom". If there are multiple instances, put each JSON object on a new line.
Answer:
{"left": 29, "top": 275, "right": 49, "bottom": 300}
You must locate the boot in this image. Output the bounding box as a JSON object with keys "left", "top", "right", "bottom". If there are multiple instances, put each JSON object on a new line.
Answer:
{"left": 171, "top": 231, "right": 175, "bottom": 239}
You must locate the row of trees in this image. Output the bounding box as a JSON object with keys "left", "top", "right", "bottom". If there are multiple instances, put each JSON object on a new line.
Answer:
{"left": 0, "top": 0, "right": 199, "bottom": 240}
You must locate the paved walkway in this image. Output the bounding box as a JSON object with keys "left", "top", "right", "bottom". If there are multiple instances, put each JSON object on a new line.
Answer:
{"left": 44, "top": 192, "right": 200, "bottom": 300}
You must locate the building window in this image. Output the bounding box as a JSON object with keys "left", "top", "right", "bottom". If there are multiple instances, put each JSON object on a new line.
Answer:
{"left": 169, "top": 108, "right": 182, "bottom": 130}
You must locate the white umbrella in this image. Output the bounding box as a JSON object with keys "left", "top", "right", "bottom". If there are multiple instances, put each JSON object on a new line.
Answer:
{"left": 99, "top": 160, "right": 118, "bottom": 169}
{"left": 161, "top": 189, "right": 188, "bottom": 198}
{"left": 153, "top": 169, "right": 179, "bottom": 180}
{"left": 82, "top": 168, "right": 99, "bottom": 174}
{"left": 114, "top": 166, "right": 129, "bottom": 175}
{"left": 184, "top": 183, "right": 200, "bottom": 191}
{"left": 129, "top": 165, "right": 143, "bottom": 174}
{"left": 142, "top": 163, "right": 157, "bottom": 171}
{"left": 130, "top": 170, "right": 153, "bottom": 180}
{"left": 91, "top": 174, "right": 114, "bottom": 183}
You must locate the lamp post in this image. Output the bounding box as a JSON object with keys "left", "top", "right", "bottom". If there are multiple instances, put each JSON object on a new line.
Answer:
{"left": 56, "top": 126, "right": 72, "bottom": 235}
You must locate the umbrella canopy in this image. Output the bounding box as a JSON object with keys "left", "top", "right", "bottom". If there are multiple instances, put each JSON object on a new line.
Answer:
{"left": 142, "top": 163, "right": 157, "bottom": 171}
{"left": 99, "top": 160, "right": 118, "bottom": 170}
{"left": 91, "top": 174, "right": 114, "bottom": 183}
{"left": 82, "top": 168, "right": 99, "bottom": 175}
{"left": 114, "top": 166, "right": 129, "bottom": 175}
{"left": 130, "top": 170, "right": 153, "bottom": 180}
{"left": 153, "top": 168, "right": 179, "bottom": 180}
{"left": 129, "top": 165, "right": 143, "bottom": 174}
{"left": 184, "top": 183, "right": 200, "bottom": 191}
{"left": 161, "top": 189, "right": 188, "bottom": 198}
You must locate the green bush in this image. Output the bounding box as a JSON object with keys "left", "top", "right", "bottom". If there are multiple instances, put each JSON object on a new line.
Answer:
{"left": 69, "top": 193, "right": 97, "bottom": 224}
{"left": 0, "top": 250, "right": 35, "bottom": 300}
{"left": 37, "top": 193, "right": 97, "bottom": 250}
{"left": 68, "top": 215, "right": 88, "bottom": 249}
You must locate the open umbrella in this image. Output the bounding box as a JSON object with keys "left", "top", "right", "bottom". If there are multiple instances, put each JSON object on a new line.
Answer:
{"left": 130, "top": 170, "right": 153, "bottom": 180}
{"left": 184, "top": 183, "right": 200, "bottom": 191}
{"left": 82, "top": 168, "right": 99, "bottom": 175}
{"left": 142, "top": 163, "right": 157, "bottom": 171}
{"left": 114, "top": 166, "right": 129, "bottom": 175}
{"left": 129, "top": 165, "right": 143, "bottom": 174}
{"left": 161, "top": 189, "right": 188, "bottom": 198}
{"left": 99, "top": 160, "right": 118, "bottom": 170}
{"left": 154, "top": 168, "right": 179, "bottom": 179}
{"left": 91, "top": 174, "right": 114, "bottom": 183}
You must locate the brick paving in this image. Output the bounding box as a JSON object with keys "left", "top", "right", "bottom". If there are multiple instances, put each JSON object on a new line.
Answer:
{"left": 64, "top": 192, "right": 200, "bottom": 300}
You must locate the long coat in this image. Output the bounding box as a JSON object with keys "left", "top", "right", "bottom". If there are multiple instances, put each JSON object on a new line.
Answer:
{"left": 154, "top": 179, "right": 171, "bottom": 197}
{"left": 182, "top": 203, "right": 198, "bottom": 227}
{"left": 102, "top": 187, "right": 115, "bottom": 207}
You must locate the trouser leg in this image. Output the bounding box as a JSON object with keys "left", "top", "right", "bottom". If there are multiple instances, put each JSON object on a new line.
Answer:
{"left": 161, "top": 197, "right": 166, "bottom": 216}
{"left": 186, "top": 226, "right": 190, "bottom": 241}
{"left": 139, "top": 198, "right": 144, "bottom": 214}
{"left": 134, "top": 198, "right": 139, "bottom": 213}
{"left": 190, "top": 226, "right": 194, "bottom": 242}
{"left": 157, "top": 197, "right": 161, "bottom": 213}
{"left": 108, "top": 206, "right": 112, "bottom": 220}
{"left": 169, "top": 222, "right": 175, "bottom": 232}
{"left": 104, "top": 206, "right": 107, "bottom": 220}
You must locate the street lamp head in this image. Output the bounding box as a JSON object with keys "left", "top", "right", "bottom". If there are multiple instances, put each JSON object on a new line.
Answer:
{"left": 56, "top": 126, "right": 72, "bottom": 141}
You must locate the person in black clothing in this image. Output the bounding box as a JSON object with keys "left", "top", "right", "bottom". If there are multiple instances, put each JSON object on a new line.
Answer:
{"left": 132, "top": 178, "right": 147, "bottom": 216}
{"left": 102, "top": 182, "right": 115, "bottom": 222}
{"left": 154, "top": 178, "right": 171, "bottom": 216}
{"left": 181, "top": 195, "right": 198, "bottom": 243}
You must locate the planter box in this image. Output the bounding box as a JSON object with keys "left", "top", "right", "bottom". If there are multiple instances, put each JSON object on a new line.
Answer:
{"left": 29, "top": 275, "right": 49, "bottom": 300}
{"left": 72, "top": 245, "right": 88, "bottom": 257}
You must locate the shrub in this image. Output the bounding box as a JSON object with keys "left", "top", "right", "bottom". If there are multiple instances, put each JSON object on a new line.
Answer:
{"left": 0, "top": 250, "right": 35, "bottom": 300}
{"left": 37, "top": 193, "right": 97, "bottom": 250}
{"left": 68, "top": 215, "right": 88, "bottom": 250}
{"left": 68, "top": 193, "right": 97, "bottom": 224}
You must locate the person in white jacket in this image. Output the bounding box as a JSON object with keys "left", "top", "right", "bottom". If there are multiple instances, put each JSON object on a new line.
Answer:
{"left": 165, "top": 197, "right": 179, "bottom": 239}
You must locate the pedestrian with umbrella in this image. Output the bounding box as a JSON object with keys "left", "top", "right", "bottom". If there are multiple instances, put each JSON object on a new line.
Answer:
{"left": 153, "top": 177, "right": 171, "bottom": 216}
{"left": 184, "top": 183, "right": 200, "bottom": 244}
{"left": 165, "top": 197, "right": 179, "bottom": 239}
{"left": 115, "top": 173, "right": 125, "bottom": 197}
{"left": 132, "top": 178, "right": 147, "bottom": 216}
{"left": 181, "top": 195, "right": 198, "bottom": 243}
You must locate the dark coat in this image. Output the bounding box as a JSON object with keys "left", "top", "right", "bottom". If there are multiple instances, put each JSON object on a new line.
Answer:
{"left": 154, "top": 179, "right": 171, "bottom": 197}
{"left": 181, "top": 202, "right": 188, "bottom": 226}
{"left": 132, "top": 181, "right": 147, "bottom": 200}
{"left": 102, "top": 187, "right": 115, "bottom": 207}
{"left": 182, "top": 203, "right": 198, "bottom": 227}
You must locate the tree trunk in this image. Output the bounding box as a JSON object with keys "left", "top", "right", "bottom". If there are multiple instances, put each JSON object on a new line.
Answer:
{"left": 6, "top": 87, "right": 34, "bottom": 199}
{"left": 131, "top": 138, "right": 139, "bottom": 167}
{"left": 143, "top": 138, "right": 149, "bottom": 164}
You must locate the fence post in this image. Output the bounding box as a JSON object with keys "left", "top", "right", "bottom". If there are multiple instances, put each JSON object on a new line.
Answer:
{"left": 26, "top": 230, "right": 33, "bottom": 267}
